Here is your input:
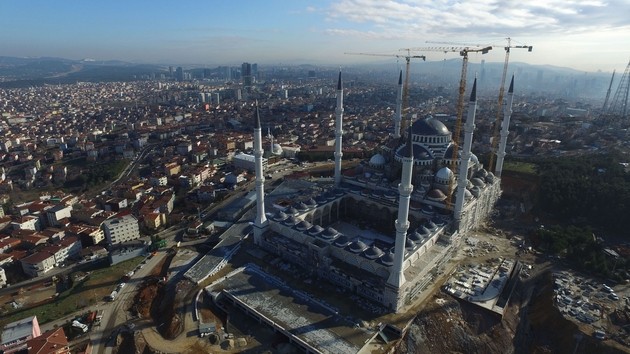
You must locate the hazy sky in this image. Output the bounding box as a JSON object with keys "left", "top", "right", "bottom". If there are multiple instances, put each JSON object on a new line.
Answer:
{"left": 1, "top": 0, "right": 629, "bottom": 72}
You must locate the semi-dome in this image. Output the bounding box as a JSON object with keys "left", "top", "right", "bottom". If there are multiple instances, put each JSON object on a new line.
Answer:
{"left": 444, "top": 144, "right": 460, "bottom": 159}
{"left": 470, "top": 153, "right": 479, "bottom": 164}
{"left": 364, "top": 245, "right": 384, "bottom": 259}
{"left": 435, "top": 166, "right": 454, "bottom": 182}
{"left": 411, "top": 116, "right": 450, "bottom": 136}
{"left": 395, "top": 143, "right": 433, "bottom": 160}
{"left": 427, "top": 189, "right": 447, "bottom": 202}
{"left": 349, "top": 239, "right": 368, "bottom": 253}
{"left": 369, "top": 153, "right": 386, "bottom": 166}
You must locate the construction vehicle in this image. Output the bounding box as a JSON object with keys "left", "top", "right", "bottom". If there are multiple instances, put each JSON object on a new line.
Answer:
{"left": 345, "top": 51, "right": 426, "bottom": 133}
{"left": 408, "top": 45, "right": 492, "bottom": 206}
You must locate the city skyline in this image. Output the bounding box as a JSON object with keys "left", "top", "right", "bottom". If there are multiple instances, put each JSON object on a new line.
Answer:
{"left": 1, "top": 0, "right": 629, "bottom": 73}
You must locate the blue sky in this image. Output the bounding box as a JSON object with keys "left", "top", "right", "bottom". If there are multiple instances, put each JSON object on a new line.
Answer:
{"left": 1, "top": 0, "right": 629, "bottom": 72}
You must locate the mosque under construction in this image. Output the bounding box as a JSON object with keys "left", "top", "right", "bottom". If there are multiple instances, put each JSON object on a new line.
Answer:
{"left": 251, "top": 72, "right": 515, "bottom": 312}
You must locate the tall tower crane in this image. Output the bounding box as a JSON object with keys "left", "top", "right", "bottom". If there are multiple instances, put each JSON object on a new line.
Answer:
{"left": 408, "top": 45, "right": 492, "bottom": 206}
{"left": 602, "top": 70, "right": 616, "bottom": 113}
{"left": 345, "top": 51, "right": 426, "bottom": 134}
{"left": 486, "top": 38, "right": 533, "bottom": 172}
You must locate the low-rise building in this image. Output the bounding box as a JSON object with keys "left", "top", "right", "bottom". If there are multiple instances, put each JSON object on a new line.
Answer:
{"left": 20, "top": 251, "right": 55, "bottom": 277}
{"left": 1, "top": 316, "right": 41, "bottom": 353}
{"left": 102, "top": 214, "right": 140, "bottom": 245}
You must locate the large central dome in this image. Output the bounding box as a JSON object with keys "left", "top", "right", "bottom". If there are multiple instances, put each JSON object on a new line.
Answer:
{"left": 411, "top": 116, "right": 450, "bottom": 136}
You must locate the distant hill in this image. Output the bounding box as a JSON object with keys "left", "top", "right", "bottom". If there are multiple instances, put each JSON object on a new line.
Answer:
{"left": 0, "top": 56, "right": 166, "bottom": 88}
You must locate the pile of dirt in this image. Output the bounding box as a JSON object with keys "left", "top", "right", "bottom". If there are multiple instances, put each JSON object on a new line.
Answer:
{"left": 132, "top": 278, "right": 163, "bottom": 318}
{"left": 156, "top": 279, "right": 195, "bottom": 339}
{"left": 397, "top": 296, "right": 513, "bottom": 354}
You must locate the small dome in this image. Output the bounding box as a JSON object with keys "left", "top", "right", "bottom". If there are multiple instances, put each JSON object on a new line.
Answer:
{"left": 405, "top": 239, "right": 416, "bottom": 250}
{"left": 417, "top": 225, "right": 431, "bottom": 236}
{"left": 315, "top": 195, "right": 327, "bottom": 204}
{"left": 466, "top": 180, "right": 474, "bottom": 189}
{"left": 296, "top": 220, "right": 312, "bottom": 231}
{"left": 369, "top": 153, "right": 386, "bottom": 166}
{"left": 285, "top": 206, "right": 299, "bottom": 215}
{"left": 409, "top": 230, "right": 423, "bottom": 242}
{"left": 380, "top": 252, "right": 395, "bottom": 266}
{"left": 485, "top": 172, "right": 495, "bottom": 184}
{"left": 283, "top": 215, "right": 300, "bottom": 226}
{"left": 306, "top": 198, "right": 318, "bottom": 207}
{"left": 334, "top": 235, "right": 351, "bottom": 247}
{"left": 426, "top": 221, "right": 438, "bottom": 231}
{"left": 309, "top": 225, "right": 324, "bottom": 235}
{"left": 334, "top": 188, "right": 345, "bottom": 197}
{"left": 411, "top": 116, "right": 450, "bottom": 136}
{"left": 476, "top": 169, "right": 488, "bottom": 178}
{"left": 324, "top": 191, "right": 336, "bottom": 201}
{"left": 273, "top": 211, "right": 288, "bottom": 221}
{"left": 295, "top": 202, "right": 309, "bottom": 211}
{"left": 471, "top": 178, "right": 486, "bottom": 188}
{"left": 464, "top": 189, "right": 473, "bottom": 200}
{"left": 321, "top": 227, "right": 339, "bottom": 239}
{"left": 470, "top": 186, "right": 481, "bottom": 198}
{"left": 349, "top": 239, "right": 368, "bottom": 253}
{"left": 427, "top": 189, "right": 447, "bottom": 202}
{"left": 364, "top": 245, "right": 384, "bottom": 259}
{"left": 435, "top": 167, "right": 454, "bottom": 182}
{"left": 432, "top": 217, "right": 447, "bottom": 227}
{"left": 421, "top": 204, "right": 435, "bottom": 216}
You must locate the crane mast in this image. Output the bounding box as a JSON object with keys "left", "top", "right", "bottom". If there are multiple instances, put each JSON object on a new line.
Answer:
{"left": 409, "top": 45, "right": 491, "bottom": 206}
{"left": 602, "top": 70, "right": 616, "bottom": 112}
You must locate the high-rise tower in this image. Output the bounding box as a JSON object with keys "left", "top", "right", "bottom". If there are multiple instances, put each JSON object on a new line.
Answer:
{"left": 454, "top": 79, "right": 478, "bottom": 222}
{"left": 253, "top": 102, "right": 268, "bottom": 245}
{"left": 334, "top": 71, "right": 344, "bottom": 187}
{"left": 393, "top": 70, "right": 403, "bottom": 139}
{"left": 388, "top": 126, "right": 414, "bottom": 288}
{"left": 495, "top": 76, "right": 514, "bottom": 177}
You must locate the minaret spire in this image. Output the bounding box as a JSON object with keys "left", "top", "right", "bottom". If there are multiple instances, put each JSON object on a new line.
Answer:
{"left": 393, "top": 70, "right": 403, "bottom": 138}
{"left": 454, "top": 79, "right": 478, "bottom": 224}
{"left": 253, "top": 101, "right": 268, "bottom": 245}
{"left": 334, "top": 71, "right": 344, "bottom": 187}
{"left": 388, "top": 126, "right": 414, "bottom": 288}
{"left": 495, "top": 75, "right": 515, "bottom": 177}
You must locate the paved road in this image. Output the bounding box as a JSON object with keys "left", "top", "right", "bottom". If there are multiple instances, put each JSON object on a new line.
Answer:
{"left": 84, "top": 251, "right": 166, "bottom": 354}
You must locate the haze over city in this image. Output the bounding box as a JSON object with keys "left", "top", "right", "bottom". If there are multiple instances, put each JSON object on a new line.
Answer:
{"left": 1, "top": 0, "right": 629, "bottom": 72}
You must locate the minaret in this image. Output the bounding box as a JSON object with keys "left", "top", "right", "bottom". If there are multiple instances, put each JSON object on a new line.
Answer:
{"left": 393, "top": 70, "right": 403, "bottom": 138}
{"left": 388, "top": 126, "right": 414, "bottom": 288}
{"left": 253, "top": 101, "right": 268, "bottom": 245}
{"left": 454, "top": 79, "right": 478, "bottom": 223}
{"left": 334, "top": 71, "right": 344, "bottom": 187}
{"left": 494, "top": 75, "right": 514, "bottom": 177}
